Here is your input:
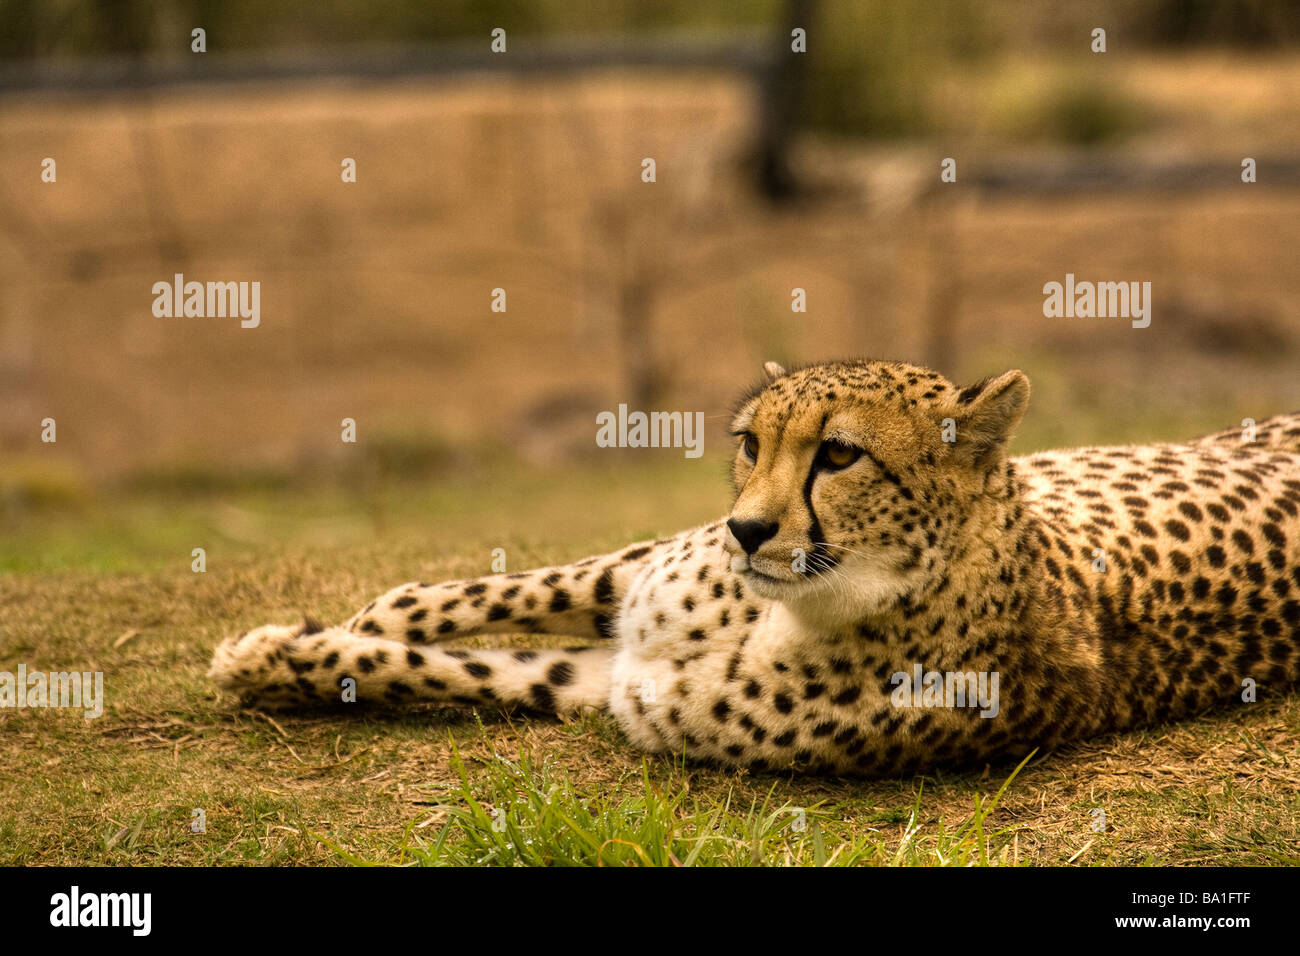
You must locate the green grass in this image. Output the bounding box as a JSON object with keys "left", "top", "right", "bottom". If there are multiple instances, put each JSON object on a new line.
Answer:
{"left": 0, "top": 456, "right": 725, "bottom": 575}
{"left": 378, "top": 740, "right": 1035, "bottom": 867}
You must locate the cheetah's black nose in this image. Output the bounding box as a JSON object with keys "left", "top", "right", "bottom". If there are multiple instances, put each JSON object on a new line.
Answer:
{"left": 727, "top": 518, "right": 779, "bottom": 555}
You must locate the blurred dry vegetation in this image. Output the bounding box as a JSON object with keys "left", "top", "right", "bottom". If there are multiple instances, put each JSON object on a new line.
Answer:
{"left": 0, "top": 1, "right": 1296, "bottom": 521}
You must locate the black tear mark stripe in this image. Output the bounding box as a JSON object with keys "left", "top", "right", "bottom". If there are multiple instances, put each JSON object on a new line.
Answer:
{"left": 801, "top": 413, "right": 837, "bottom": 576}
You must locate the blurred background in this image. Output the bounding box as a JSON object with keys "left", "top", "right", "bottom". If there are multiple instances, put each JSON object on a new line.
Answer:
{"left": 1, "top": 0, "right": 1298, "bottom": 572}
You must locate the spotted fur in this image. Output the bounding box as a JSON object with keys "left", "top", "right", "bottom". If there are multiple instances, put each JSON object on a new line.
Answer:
{"left": 209, "top": 359, "right": 1300, "bottom": 775}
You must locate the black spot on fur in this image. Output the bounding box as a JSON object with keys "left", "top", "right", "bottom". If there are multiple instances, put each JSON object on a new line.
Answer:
{"left": 831, "top": 686, "right": 861, "bottom": 705}
{"left": 956, "top": 379, "right": 988, "bottom": 404}
{"left": 547, "top": 661, "right": 575, "bottom": 686}
{"left": 531, "top": 684, "right": 554, "bottom": 709}
{"left": 594, "top": 567, "right": 616, "bottom": 604}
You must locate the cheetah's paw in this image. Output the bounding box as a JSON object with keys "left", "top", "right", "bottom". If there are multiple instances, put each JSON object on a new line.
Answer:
{"left": 208, "top": 623, "right": 307, "bottom": 700}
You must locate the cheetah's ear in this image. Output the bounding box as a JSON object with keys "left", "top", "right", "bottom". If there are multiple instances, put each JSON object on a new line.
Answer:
{"left": 953, "top": 369, "right": 1030, "bottom": 471}
{"left": 763, "top": 361, "right": 787, "bottom": 382}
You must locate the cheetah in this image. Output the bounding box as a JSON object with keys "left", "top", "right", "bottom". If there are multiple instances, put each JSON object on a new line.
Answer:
{"left": 209, "top": 360, "right": 1300, "bottom": 775}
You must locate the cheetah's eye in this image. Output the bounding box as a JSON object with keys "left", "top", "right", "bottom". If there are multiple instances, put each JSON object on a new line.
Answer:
{"left": 818, "top": 439, "right": 861, "bottom": 470}
{"left": 742, "top": 433, "right": 760, "bottom": 462}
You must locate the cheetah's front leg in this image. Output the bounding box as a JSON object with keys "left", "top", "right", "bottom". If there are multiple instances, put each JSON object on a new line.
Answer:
{"left": 208, "top": 523, "right": 729, "bottom": 710}
{"left": 339, "top": 527, "right": 718, "bottom": 645}
{"left": 208, "top": 623, "right": 614, "bottom": 712}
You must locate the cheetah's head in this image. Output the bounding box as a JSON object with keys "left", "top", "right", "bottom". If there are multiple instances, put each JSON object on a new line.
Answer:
{"left": 724, "top": 359, "right": 1030, "bottom": 627}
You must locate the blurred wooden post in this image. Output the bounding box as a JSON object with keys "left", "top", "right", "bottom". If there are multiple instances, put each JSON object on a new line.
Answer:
{"left": 922, "top": 195, "right": 960, "bottom": 374}
{"left": 96, "top": 0, "right": 152, "bottom": 54}
{"left": 620, "top": 276, "right": 658, "bottom": 410}
{"left": 755, "top": 0, "right": 815, "bottom": 200}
